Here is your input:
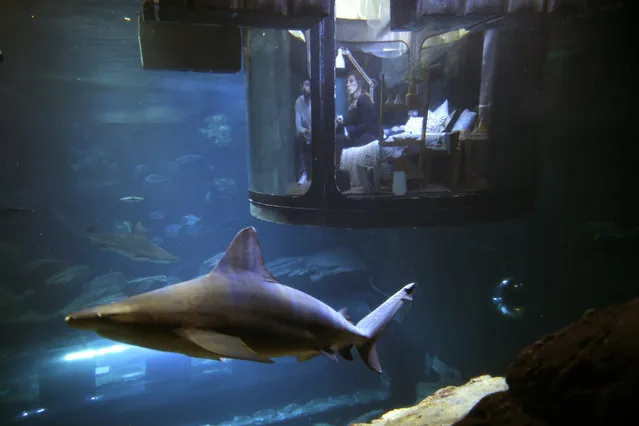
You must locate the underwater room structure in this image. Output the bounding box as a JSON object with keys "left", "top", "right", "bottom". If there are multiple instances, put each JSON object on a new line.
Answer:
{"left": 137, "top": 0, "right": 546, "bottom": 228}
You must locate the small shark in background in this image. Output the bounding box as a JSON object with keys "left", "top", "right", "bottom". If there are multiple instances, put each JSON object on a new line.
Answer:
{"left": 65, "top": 227, "right": 415, "bottom": 373}
{"left": 585, "top": 221, "right": 639, "bottom": 241}
{"left": 0, "top": 206, "right": 35, "bottom": 216}
{"left": 52, "top": 209, "right": 179, "bottom": 264}
{"left": 84, "top": 223, "right": 179, "bottom": 263}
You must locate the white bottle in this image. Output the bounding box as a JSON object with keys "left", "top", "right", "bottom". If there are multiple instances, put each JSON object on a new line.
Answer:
{"left": 392, "top": 171, "right": 407, "bottom": 196}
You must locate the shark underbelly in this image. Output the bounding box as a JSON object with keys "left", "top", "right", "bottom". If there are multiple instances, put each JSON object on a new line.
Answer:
{"left": 231, "top": 321, "right": 361, "bottom": 358}
{"left": 97, "top": 325, "right": 227, "bottom": 360}
{"left": 211, "top": 284, "right": 366, "bottom": 357}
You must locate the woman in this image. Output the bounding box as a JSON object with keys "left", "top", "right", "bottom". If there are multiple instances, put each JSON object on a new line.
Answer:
{"left": 335, "top": 72, "right": 378, "bottom": 165}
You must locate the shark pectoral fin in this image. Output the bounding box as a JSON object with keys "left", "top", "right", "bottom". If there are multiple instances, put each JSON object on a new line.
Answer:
{"left": 176, "top": 329, "right": 274, "bottom": 363}
{"left": 296, "top": 352, "right": 320, "bottom": 363}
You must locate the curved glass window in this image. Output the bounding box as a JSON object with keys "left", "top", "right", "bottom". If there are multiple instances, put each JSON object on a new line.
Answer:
{"left": 245, "top": 28, "right": 312, "bottom": 196}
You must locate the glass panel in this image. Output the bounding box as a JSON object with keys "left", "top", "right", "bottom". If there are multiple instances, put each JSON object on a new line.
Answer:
{"left": 334, "top": 40, "right": 409, "bottom": 195}
{"left": 334, "top": 24, "right": 539, "bottom": 199}
{"left": 409, "top": 29, "right": 487, "bottom": 195}
{"left": 336, "top": 29, "right": 484, "bottom": 197}
{"left": 245, "top": 28, "right": 312, "bottom": 196}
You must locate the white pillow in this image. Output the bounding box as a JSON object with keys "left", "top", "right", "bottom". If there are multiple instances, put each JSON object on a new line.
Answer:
{"left": 423, "top": 100, "right": 448, "bottom": 133}
{"left": 403, "top": 99, "right": 451, "bottom": 134}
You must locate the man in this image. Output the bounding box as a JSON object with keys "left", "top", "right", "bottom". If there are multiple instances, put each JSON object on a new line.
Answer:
{"left": 295, "top": 77, "right": 312, "bottom": 184}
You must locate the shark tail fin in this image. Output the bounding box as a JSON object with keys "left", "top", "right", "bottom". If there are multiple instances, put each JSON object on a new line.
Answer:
{"left": 354, "top": 283, "right": 416, "bottom": 374}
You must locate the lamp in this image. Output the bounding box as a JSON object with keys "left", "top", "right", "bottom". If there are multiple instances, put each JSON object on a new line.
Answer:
{"left": 335, "top": 47, "right": 346, "bottom": 69}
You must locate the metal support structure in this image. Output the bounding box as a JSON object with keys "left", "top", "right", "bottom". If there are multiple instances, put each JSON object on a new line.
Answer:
{"left": 478, "top": 28, "right": 498, "bottom": 135}
{"left": 307, "top": 0, "right": 339, "bottom": 203}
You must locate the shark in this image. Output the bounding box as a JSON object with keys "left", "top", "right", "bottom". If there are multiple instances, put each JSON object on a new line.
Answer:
{"left": 51, "top": 209, "right": 179, "bottom": 263}
{"left": 65, "top": 226, "right": 415, "bottom": 373}
{"left": 0, "top": 206, "right": 35, "bottom": 216}
{"left": 83, "top": 222, "right": 180, "bottom": 263}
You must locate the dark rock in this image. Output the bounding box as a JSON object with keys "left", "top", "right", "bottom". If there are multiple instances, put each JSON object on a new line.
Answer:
{"left": 455, "top": 391, "right": 544, "bottom": 426}
{"left": 456, "top": 298, "right": 639, "bottom": 426}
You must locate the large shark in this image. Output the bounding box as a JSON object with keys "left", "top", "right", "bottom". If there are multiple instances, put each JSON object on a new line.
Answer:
{"left": 65, "top": 227, "right": 415, "bottom": 373}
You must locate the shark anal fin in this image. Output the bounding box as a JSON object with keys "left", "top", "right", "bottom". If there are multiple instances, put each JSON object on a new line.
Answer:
{"left": 212, "top": 227, "right": 278, "bottom": 282}
{"left": 320, "top": 349, "right": 338, "bottom": 362}
{"left": 176, "top": 328, "right": 274, "bottom": 364}
{"left": 338, "top": 345, "right": 354, "bottom": 361}
{"left": 297, "top": 349, "right": 338, "bottom": 363}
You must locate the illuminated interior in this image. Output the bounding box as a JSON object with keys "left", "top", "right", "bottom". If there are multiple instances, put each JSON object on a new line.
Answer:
{"left": 246, "top": 24, "right": 536, "bottom": 203}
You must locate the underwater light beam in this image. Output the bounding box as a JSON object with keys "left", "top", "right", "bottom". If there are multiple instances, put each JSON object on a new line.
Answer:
{"left": 63, "top": 344, "right": 130, "bottom": 361}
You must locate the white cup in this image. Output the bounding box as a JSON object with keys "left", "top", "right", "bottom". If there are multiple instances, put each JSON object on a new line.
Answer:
{"left": 392, "top": 171, "right": 407, "bottom": 196}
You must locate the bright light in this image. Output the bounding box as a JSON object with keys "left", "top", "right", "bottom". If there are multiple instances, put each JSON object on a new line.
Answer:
{"left": 63, "top": 344, "right": 130, "bottom": 361}
{"left": 336, "top": 48, "right": 346, "bottom": 69}
{"left": 18, "top": 408, "right": 46, "bottom": 419}
{"left": 336, "top": 0, "right": 386, "bottom": 20}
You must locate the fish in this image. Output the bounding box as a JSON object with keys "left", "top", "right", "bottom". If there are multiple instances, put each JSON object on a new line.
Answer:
{"left": 133, "top": 164, "right": 148, "bottom": 178}
{"left": 174, "top": 154, "right": 203, "bottom": 164}
{"left": 83, "top": 222, "right": 178, "bottom": 263}
{"left": 180, "top": 214, "right": 200, "bottom": 226}
{"left": 144, "top": 174, "right": 171, "bottom": 185}
{"left": 119, "top": 196, "right": 144, "bottom": 203}
{"left": 64, "top": 227, "right": 415, "bottom": 374}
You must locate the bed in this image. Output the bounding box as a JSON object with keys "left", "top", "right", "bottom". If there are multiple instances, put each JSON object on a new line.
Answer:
{"left": 339, "top": 100, "right": 478, "bottom": 190}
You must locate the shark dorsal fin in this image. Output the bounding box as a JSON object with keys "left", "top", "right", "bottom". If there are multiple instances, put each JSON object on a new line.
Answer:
{"left": 132, "top": 222, "right": 147, "bottom": 235}
{"left": 213, "top": 227, "right": 277, "bottom": 282}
